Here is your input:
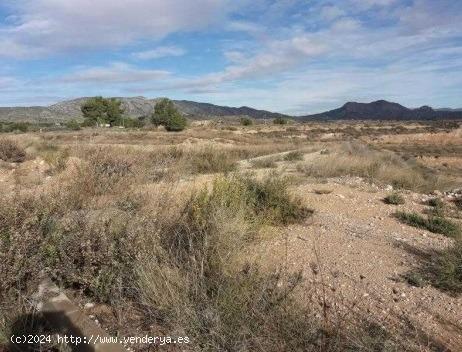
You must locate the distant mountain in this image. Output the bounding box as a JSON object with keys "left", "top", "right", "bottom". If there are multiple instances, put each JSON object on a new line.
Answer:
{"left": 436, "top": 107, "right": 462, "bottom": 112}
{"left": 300, "top": 100, "right": 462, "bottom": 121}
{"left": 0, "top": 97, "right": 288, "bottom": 123}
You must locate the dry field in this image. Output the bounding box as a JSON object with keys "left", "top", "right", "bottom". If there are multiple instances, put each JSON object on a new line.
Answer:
{"left": 1, "top": 121, "right": 461, "bottom": 351}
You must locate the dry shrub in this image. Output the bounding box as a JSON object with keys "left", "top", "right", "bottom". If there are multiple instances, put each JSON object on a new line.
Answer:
{"left": 384, "top": 193, "right": 405, "bottom": 205}
{"left": 182, "top": 146, "right": 237, "bottom": 174}
{"left": 136, "top": 174, "right": 320, "bottom": 350}
{"left": 0, "top": 138, "right": 26, "bottom": 162}
{"left": 43, "top": 208, "right": 139, "bottom": 303}
{"left": 74, "top": 147, "right": 135, "bottom": 196}
{"left": 300, "top": 142, "right": 455, "bottom": 192}
{"left": 42, "top": 148, "right": 70, "bottom": 174}
{"left": 251, "top": 156, "right": 278, "bottom": 169}
{"left": 284, "top": 150, "right": 304, "bottom": 161}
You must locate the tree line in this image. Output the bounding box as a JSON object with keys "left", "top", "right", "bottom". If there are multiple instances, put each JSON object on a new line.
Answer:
{"left": 81, "top": 97, "right": 187, "bottom": 131}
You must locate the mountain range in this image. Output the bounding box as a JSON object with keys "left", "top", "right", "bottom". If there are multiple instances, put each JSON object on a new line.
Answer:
{"left": 0, "top": 97, "right": 287, "bottom": 123}
{"left": 0, "top": 97, "right": 461, "bottom": 123}
{"left": 300, "top": 100, "right": 462, "bottom": 121}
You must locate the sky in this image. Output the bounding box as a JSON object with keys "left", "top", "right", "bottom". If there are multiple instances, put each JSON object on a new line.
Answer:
{"left": 0, "top": 0, "right": 461, "bottom": 115}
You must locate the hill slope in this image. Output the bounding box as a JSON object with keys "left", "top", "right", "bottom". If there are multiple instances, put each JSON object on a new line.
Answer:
{"left": 0, "top": 97, "right": 288, "bottom": 123}
{"left": 301, "top": 100, "right": 462, "bottom": 121}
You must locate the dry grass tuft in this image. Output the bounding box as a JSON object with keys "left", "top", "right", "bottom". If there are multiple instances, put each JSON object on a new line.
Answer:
{"left": 0, "top": 138, "right": 26, "bottom": 163}
{"left": 299, "top": 142, "right": 456, "bottom": 192}
{"left": 251, "top": 156, "right": 278, "bottom": 169}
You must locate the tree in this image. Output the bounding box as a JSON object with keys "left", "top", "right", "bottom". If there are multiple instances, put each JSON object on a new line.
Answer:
{"left": 105, "top": 98, "right": 124, "bottom": 126}
{"left": 81, "top": 97, "right": 106, "bottom": 126}
{"left": 151, "top": 98, "right": 187, "bottom": 131}
{"left": 81, "top": 97, "right": 124, "bottom": 127}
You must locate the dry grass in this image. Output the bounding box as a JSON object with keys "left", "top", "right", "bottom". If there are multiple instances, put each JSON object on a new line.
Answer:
{"left": 251, "top": 156, "right": 278, "bottom": 169}
{"left": 298, "top": 142, "right": 456, "bottom": 192}
{"left": 0, "top": 138, "right": 26, "bottom": 162}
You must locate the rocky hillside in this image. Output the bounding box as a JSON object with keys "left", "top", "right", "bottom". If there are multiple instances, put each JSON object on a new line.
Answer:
{"left": 0, "top": 97, "right": 288, "bottom": 123}
{"left": 301, "top": 100, "right": 462, "bottom": 121}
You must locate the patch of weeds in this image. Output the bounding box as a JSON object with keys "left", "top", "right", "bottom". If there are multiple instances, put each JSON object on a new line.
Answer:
{"left": 0, "top": 138, "right": 26, "bottom": 163}
{"left": 454, "top": 198, "right": 462, "bottom": 211}
{"left": 432, "top": 241, "right": 462, "bottom": 294}
{"left": 428, "top": 198, "right": 444, "bottom": 208}
{"left": 185, "top": 146, "right": 237, "bottom": 174}
{"left": 251, "top": 157, "right": 277, "bottom": 169}
{"left": 394, "top": 212, "right": 461, "bottom": 238}
{"left": 283, "top": 151, "right": 303, "bottom": 161}
{"left": 43, "top": 148, "right": 70, "bottom": 174}
{"left": 190, "top": 174, "right": 313, "bottom": 227}
{"left": 426, "top": 202, "right": 446, "bottom": 217}
{"left": 404, "top": 272, "right": 425, "bottom": 287}
{"left": 384, "top": 193, "right": 405, "bottom": 205}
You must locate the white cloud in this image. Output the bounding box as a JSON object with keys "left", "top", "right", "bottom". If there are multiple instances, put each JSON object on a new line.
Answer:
{"left": 60, "top": 62, "right": 170, "bottom": 84}
{"left": 132, "top": 46, "right": 186, "bottom": 60}
{"left": 172, "top": 35, "right": 327, "bottom": 88}
{"left": 0, "top": 0, "right": 235, "bottom": 58}
{"left": 320, "top": 6, "right": 345, "bottom": 21}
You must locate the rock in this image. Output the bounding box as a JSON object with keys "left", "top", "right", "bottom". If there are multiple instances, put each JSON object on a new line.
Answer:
{"left": 84, "top": 302, "right": 95, "bottom": 309}
{"left": 385, "top": 185, "right": 393, "bottom": 191}
{"left": 392, "top": 287, "right": 399, "bottom": 294}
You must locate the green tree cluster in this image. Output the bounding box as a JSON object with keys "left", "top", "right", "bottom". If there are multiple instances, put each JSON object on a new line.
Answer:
{"left": 151, "top": 98, "right": 187, "bottom": 131}
{"left": 81, "top": 97, "right": 124, "bottom": 126}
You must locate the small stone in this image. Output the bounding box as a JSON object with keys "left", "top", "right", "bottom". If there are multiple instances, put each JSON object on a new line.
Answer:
{"left": 392, "top": 287, "right": 399, "bottom": 294}
{"left": 84, "top": 302, "right": 95, "bottom": 309}
{"left": 360, "top": 274, "right": 365, "bottom": 280}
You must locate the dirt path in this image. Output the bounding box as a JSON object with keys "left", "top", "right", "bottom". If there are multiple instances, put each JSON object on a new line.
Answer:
{"left": 254, "top": 178, "right": 461, "bottom": 350}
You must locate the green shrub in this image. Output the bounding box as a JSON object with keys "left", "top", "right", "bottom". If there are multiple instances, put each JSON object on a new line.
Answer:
{"left": 428, "top": 198, "right": 444, "bottom": 208}
{"left": 65, "top": 119, "right": 81, "bottom": 130}
{"left": 6, "top": 122, "right": 29, "bottom": 133}
{"left": 273, "top": 117, "right": 288, "bottom": 125}
{"left": 240, "top": 117, "right": 253, "bottom": 126}
{"left": 433, "top": 241, "right": 462, "bottom": 294}
{"left": 123, "top": 117, "right": 145, "bottom": 128}
{"left": 394, "top": 212, "right": 460, "bottom": 238}
{"left": 283, "top": 151, "right": 303, "bottom": 161}
{"left": 455, "top": 198, "right": 462, "bottom": 210}
{"left": 0, "top": 138, "right": 26, "bottom": 162}
{"left": 384, "top": 193, "right": 405, "bottom": 205}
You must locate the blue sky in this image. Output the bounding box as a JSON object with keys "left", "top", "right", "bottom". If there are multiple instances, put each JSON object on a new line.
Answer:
{"left": 0, "top": 0, "right": 461, "bottom": 114}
